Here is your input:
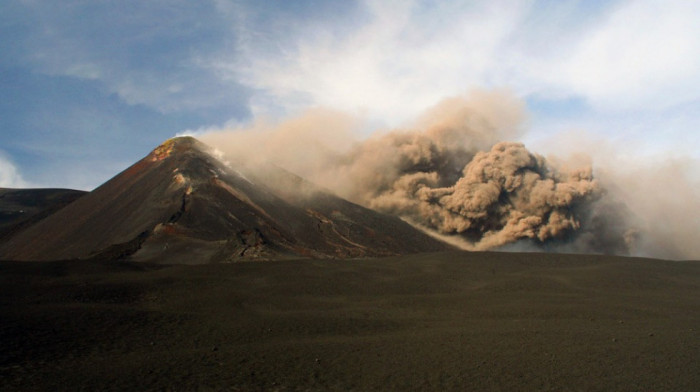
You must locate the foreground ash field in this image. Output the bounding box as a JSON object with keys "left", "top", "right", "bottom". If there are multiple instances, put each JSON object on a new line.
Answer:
{"left": 2, "top": 252, "right": 699, "bottom": 391}
{"left": 1, "top": 137, "right": 699, "bottom": 391}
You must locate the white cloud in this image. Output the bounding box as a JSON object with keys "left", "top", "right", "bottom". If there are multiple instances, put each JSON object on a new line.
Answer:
{"left": 561, "top": 0, "right": 700, "bottom": 111}
{"left": 225, "top": 0, "right": 529, "bottom": 123}
{"left": 0, "top": 154, "right": 30, "bottom": 188}
{"left": 217, "top": 0, "right": 699, "bottom": 127}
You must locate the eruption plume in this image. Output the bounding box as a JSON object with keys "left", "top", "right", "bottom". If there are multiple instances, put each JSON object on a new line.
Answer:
{"left": 198, "top": 89, "right": 696, "bottom": 259}
{"left": 365, "top": 141, "right": 599, "bottom": 250}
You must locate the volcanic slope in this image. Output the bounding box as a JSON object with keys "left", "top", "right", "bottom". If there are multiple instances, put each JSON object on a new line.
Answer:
{"left": 0, "top": 137, "right": 451, "bottom": 262}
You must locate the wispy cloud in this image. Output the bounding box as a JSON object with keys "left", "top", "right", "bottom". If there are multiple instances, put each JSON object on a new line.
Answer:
{"left": 6, "top": 0, "right": 698, "bottom": 124}
{"left": 1, "top": 0, "right": 698, "bottom": 189}
{"left": 560, "top": 0, "right": 700, "bottom": 111}
{"left": 2, "top": 1, "right": 251, "bottom": 115}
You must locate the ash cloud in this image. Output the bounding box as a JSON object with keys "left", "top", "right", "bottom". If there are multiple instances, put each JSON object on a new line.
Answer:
{"left": 366, "top": 141, "right": 599, "bottom": 250}
{"left": 199, "top": 90, "right": 697, "bottom": 260}
{"left": 589, "top": 156, "right": 699, "bottom": 260}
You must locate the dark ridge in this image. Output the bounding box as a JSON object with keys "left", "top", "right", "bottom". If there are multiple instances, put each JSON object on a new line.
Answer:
{"left": 167, "top": 191, "right": 189, "bottom": 224}
{"left": 87, "top": 230, "right": 152, "bottom": 261}
{"left": 0, "top": 188, "right": 86, "bottom": 241}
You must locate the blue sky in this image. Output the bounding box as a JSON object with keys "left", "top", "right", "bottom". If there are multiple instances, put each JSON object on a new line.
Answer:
{"left": 1, "top": 0, "right": 698, "bottom": 190}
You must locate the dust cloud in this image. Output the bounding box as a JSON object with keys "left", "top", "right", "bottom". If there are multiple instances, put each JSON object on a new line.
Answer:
{"left": 199, "top": 90, "right": 698, "bottom": 260}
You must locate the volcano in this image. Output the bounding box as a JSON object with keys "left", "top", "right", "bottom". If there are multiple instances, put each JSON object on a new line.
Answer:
{"left": 0, "top": 137, "right": 451, "bottom": 262}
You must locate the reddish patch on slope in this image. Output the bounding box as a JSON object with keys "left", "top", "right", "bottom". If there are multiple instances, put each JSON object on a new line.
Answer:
{"left": 151, "top": 139, "right": 176, "bottom": 161}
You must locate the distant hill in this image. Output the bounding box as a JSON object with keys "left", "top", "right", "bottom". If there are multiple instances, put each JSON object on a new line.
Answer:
{"left": 0, "top": 188, "right": 86, "bottom": 241}
{"left": 0, "top": 137, "right": 452, "bottom": 262}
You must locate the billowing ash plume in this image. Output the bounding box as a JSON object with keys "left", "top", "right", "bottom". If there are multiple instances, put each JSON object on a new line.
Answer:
{"left": 199, "top": 89, "right": 696, "bottom": 259}
{"left": 362, "top": 141, "right": 599, "bottom": 250}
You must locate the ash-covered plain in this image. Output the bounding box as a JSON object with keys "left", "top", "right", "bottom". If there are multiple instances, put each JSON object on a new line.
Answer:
{"left": 1, "top": 252, "right": 699, "bottom": 391}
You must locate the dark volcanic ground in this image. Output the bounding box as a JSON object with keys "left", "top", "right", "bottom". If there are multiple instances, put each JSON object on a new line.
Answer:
{"left": 1, "top": 251, "right": 699, "bottom": 391}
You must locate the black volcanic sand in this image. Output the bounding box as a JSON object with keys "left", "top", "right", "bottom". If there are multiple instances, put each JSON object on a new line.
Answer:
{"left": 1, "top": 251, "right": 699, "bottom": 391}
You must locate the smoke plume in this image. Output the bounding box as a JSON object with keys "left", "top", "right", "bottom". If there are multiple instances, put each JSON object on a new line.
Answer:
{"left": 199, "top": 90, "right": 698, "bottom": 260}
